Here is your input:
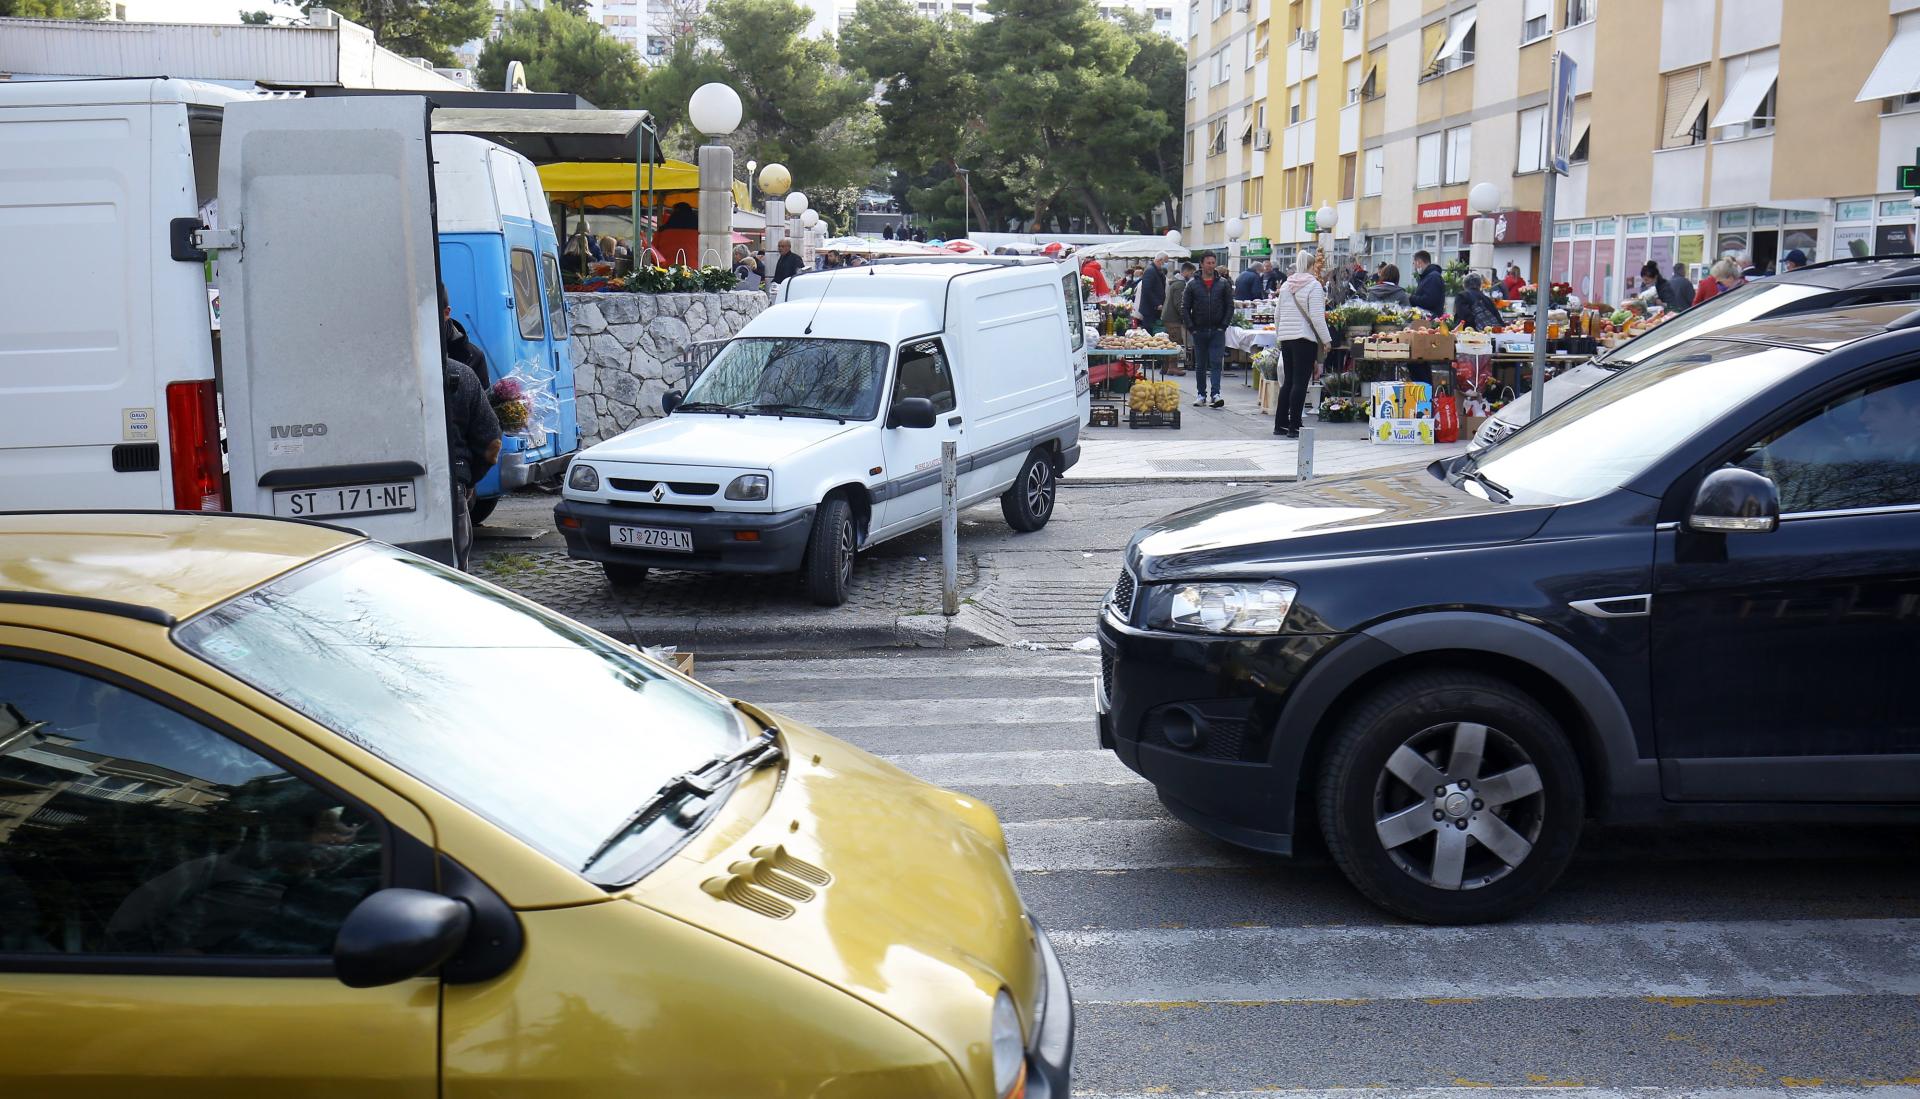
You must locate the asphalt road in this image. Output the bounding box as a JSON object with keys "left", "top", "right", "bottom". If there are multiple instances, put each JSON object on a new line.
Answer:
{"left": 696, "top": 647, "right": 1920, "bottom": 1099}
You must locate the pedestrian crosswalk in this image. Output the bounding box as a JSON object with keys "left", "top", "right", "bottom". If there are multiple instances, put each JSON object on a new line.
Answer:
{"left": 696, "top": 649, "right": 1920, "bottom": 1097}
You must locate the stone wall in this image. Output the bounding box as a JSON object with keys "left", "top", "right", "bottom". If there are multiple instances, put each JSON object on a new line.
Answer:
{"left": 566, "top": 291, "right": 769, "bottom": 445}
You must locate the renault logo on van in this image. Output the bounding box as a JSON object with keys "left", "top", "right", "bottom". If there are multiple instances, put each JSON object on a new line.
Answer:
{"left": 652, "top": 485, "right": 666, "bottom": 502}
{"left": 269, "top": 423, "right": 329, "bottom": 439}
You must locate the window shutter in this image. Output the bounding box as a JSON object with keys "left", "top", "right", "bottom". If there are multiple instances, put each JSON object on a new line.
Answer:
{"left": 1661, "top": 66, "right": 1708, "bottom": 147}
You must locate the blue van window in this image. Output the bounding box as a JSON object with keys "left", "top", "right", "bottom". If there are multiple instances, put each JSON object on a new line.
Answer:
{"left": 541, "top": 252, "right": 567, "bottom": 339}
{"left": 510, "top": 248, "right": 544, "bottom": 340}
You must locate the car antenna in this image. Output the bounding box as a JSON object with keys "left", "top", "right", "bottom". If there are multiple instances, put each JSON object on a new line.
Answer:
{"left": 804, "top": 270, "right": 835, "bottom": 335}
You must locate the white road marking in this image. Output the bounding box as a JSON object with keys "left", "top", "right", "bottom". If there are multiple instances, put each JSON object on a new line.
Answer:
{"left": 760, "top": 695, "right": 1094, "bottom": 729}
{"left": 1005, "top": 818, "right": 1259, "bottom": 871}
{"left": 882, "top": 748, "right": 1145, "bottom": 787}
{"left": 1052, "top": 918, "right": 1920, "bottom": 1004}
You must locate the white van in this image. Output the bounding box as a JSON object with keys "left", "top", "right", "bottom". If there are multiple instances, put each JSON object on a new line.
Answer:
{"left": 0, "top": 79, "right": 571, "bottom": 564}
{"left": 555, "top": 257, "right": 1092, "bottom": 605}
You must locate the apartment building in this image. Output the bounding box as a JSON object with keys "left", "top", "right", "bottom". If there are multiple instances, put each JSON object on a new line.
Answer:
{"left": 1183, "top": 0, "right": 1270, "bottom": 256}
{"left": 1260, "top": 0, "right": 1371, "bottom": 270}
{"left": 588, "top": 0, "right": 700, "bottom": 60}
{"left": 807, "top": 0, "right": 1180, "bottom": 40}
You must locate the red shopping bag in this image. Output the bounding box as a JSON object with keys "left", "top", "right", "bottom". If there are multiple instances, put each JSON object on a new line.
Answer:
{"left": 1433, "top": 394, "right": 1459, "bottom": 443}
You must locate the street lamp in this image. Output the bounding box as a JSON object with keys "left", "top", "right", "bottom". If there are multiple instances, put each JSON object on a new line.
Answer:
{"left": 1225, "top": 214, "right": 1244, "bottom": 273}
{"left": 744, "top": 158, "right": 756, "bottom": 206}
{"left": 688, "top": 83, "right": 742, "bottom": 268}
{"left": 954, "top": 166, "right": 972, "bottom": 240}
{"left": 1468, "top": 181, "right": 1501, "bottom": 282}
{"left": 1315, "top": 202, "right": 1336, "bottom": 266}
{"left": 758, "top": 163, "right": 791, "bottom": 197}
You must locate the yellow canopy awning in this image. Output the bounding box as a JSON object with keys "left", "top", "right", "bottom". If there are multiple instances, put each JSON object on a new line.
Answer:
{"left": 538, "top": 161, "right": 750, "bottom": 209}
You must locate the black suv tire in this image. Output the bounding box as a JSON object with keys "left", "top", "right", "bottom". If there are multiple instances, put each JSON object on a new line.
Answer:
{"left": 804, "top": 495, "right": 856, "bottom": 607}
{"left": 1001, "top": 450, "right": 1057, "bottom": 532}
{"left": 1317, "top": 670, "right": 1584, "bottom": 924}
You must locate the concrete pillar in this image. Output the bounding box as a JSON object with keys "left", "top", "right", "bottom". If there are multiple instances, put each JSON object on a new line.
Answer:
{"left": 697, "top": 144, "right": 734, "bottom": 270}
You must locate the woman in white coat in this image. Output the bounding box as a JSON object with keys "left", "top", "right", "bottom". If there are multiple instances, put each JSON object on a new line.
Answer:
{"left": 1273, "top": 249, "right": 1333, "bottom": 438}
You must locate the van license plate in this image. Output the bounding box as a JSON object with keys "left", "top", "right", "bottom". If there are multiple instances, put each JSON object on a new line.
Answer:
{"left": 272, "top": 481, "right": 415, "bottom": 519}
{"left": 611, "top": 524, "right": 694, "bottom": 553}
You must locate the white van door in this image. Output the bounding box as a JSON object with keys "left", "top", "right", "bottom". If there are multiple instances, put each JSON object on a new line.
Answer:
{"left": 877, "top": 336, "right": 964, "bottom": 532}
{"left": 216, "top": 96, "right": 458, "bottom": 562}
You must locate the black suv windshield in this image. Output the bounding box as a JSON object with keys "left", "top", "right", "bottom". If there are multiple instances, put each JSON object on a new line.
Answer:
{"left": 682, "top": 337, "right": 890, "bottom": 420}
{"left": 1468, "top": 339, "right": 1814, "bottom": 505}
{"left": 1597, "top": 281, "right": 1825, "bottom": 368}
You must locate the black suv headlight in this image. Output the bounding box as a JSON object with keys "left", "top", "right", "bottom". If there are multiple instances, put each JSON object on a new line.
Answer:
{"left": 1144, "top": 580, "right": 1298, "bottom": 635}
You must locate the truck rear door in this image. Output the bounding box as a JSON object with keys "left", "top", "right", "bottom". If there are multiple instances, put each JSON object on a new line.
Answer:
{"left": 217, "top": 95, "right": 458, "bottom": 562}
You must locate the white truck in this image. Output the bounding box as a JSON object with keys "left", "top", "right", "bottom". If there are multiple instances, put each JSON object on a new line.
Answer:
{"left": 555, "top": 257, "right": 1092, "bottom": 605}
{"left": 0, "top": 78, "right": 579, "bottom": 563}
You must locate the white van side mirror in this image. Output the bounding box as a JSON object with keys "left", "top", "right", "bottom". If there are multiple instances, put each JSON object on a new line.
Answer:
{"left": 887, "top": 397, "right": 937, "bottom": 429}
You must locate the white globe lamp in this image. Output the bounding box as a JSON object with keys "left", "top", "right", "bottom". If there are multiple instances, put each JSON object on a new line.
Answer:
{"left": 1468, "top": 182, "right": 1503, "bottom": 275}
{"left": 758, "top": 163, "right": 791, "bottom": 197}
{"left": 1316, "top": 203, "right": 1337, "bottom": 231}
{"left": 1164, "top": 229, "right": 1182, "bottom": 246}
{"left": 1224, "top": 216, "right": 1245, "bottom": 240}
{"left": 799, "top": 208, "right": 819, "bottom": 228}
{"left": 784, "top": 191, "right": 809, "bottom": 217}
{"left": 688, "top": 83, "right": 743, "bottom": 137}
{"left": 1469, "top": 182, "right": 1502, "bottom": 215}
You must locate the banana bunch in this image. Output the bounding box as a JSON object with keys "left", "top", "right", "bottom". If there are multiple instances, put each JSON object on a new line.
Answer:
{"left": 1127, "top": 380, "right": 1182, "bottom": 414}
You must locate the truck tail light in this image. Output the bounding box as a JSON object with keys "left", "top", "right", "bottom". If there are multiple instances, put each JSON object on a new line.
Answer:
{"left": 166, "top": 380, "right": 227, "bottom": 511}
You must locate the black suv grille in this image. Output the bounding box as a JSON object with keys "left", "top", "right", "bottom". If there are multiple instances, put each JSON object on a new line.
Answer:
{"left": 1111, "top": 569, "right": 1136, "bottom": 620}
{"left": 1100, "top": 649, "right": 1114, "bottom": 700}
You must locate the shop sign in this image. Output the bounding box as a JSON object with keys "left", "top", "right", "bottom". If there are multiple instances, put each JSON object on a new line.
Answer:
{"left": 1304, "top": 210, "right": 1319, "bottom": 233}
{"left": 1676, "top": 235, "right": 1704, "bottom": 264}
{"left": 1896, "top": 147, "right": 1920, "bottom": 194}
{"left": 1244, "top": 236, "right": 1271, "bottom": 257}
{"left": 1875, "top": 223, "right": 1915, "bottom": 255}
{"left": 1491, "top": 210, "right": 1542, "bottom": 243}
{"left": 1416, "top": 199, "right": 1468, "bottom": 224}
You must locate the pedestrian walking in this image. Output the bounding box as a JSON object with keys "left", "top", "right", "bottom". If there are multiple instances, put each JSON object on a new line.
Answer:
{"left": 1694, "top": 256, "right": 1742, "bottom": 305}
{"left": 1454, "top": 272, "right": 1503, "bottom": 329}
{"left": 771, "top": 238, "right": 803, "bottom": 284}
{"left": 1669, "top": 262, "right": 1695, "bottom": 310}
{"left": 1183, "top": 252, "right": 1235, "bottom": 408}
{"left": 439, "top": 291, "right": 501, "bottom": 571}
{"left": 1409, "top": 250, "right": 1445, "bottom": 314}
{"left": 1234, "top": 260, "right": 1265, "bottom": 301}
{"left": 1162, "top": 260, "right": 1194, "bottom": 376}
{"left": 1364, "top": 264, "right": 1410, "bottom": 307}
{"left": 1135, "top": 253, "right": 1169, "bottom": 334}
{"left": 882, "top": 223, "right": 895, "bottom": 240}
{"left": 1273, "top": 250, "right": 1331, "bottom": 438}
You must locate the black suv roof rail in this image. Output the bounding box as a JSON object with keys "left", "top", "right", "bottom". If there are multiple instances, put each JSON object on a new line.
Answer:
{"left": 1886, "top": 306, "right": 1920, "bottom": 332}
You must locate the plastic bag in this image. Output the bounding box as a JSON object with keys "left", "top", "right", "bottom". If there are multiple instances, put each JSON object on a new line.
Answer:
{"left": 488, "top": 364, "right": 561, "bottom": 445}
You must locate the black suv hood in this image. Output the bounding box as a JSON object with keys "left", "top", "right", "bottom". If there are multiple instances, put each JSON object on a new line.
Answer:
{"left": 1127, "top": 462, "right": 1553, "bottom": 581}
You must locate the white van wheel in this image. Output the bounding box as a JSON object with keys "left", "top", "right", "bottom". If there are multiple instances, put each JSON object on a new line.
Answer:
{"left": 1001, "top": 450, "right": 1057, "bottom": 532}
{"left": 804, "top": 496, "right": 855, "bottom": 607}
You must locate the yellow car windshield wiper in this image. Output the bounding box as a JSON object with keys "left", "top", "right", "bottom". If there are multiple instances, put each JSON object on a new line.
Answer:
{"left": 579, "top": 731, "right": 783, "bottom": 872}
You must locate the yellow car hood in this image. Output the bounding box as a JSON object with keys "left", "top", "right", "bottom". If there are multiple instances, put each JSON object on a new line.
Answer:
{"left": 623, "top": 707, "right": 1038, "bottom": 1097}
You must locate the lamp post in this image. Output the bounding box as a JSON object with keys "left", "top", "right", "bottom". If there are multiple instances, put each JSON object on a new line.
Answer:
{"left": 1467, "top": 181, "right": 1501, "bottom": 285}
{"left": 955, "top": 166, "right": 972, "bottom": 240}
{"left": 785, "top": 190, "right": 810, "bottom": 265}
{"left": 1315, "top": 202, "right": 1337, "bottom": 265}
{"left": 744, "top": 158, "right": 757, "bottom": 209}
{"left": 688, "top": 82, "right": 742, "bottom": 269}
{"left": 1225, "top": 215, "right": 1244, "bottom": 276}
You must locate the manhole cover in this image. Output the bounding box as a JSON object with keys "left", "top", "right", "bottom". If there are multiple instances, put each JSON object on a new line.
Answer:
{"left": 1148, "top": 458, "right": 1263, "bottom": 472}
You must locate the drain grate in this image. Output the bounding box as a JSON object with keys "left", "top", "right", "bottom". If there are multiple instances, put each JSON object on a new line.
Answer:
{"left": 1148, "top": 458, "right": 1264, "bottom": 472}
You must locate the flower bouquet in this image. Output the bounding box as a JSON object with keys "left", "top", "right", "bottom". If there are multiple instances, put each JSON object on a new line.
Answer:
{"left": 488, "top": 377, "right": 530, "bottom": 432}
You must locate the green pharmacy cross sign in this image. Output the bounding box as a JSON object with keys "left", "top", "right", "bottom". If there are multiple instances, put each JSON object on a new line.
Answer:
{"left": 1900, "top": 148, "right": 1920, "bottom": 195}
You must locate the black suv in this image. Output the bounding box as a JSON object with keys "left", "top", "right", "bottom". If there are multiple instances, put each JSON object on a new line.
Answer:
{"left": 1473, "top": 255, "right": 1920, "bottom": 448}
{"left": 1098, "top": 302, "right": 1920, "bottom": 924}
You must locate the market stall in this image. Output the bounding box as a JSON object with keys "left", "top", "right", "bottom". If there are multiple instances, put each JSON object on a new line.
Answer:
{"left": 1087, "top": 331, "right": 1184, "bottom": 428}
{"left": 539, "top": 161, "right": 752, "bottom": 273}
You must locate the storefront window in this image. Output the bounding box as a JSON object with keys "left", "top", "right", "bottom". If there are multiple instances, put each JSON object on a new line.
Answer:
{"left": 1654, "top": 216, "right": 1681, "bottom": 233}
{"left": 1880, "top": 199, "right": 1914, "bottom": 219}
{"left": 1716, "top": 232, "right": 1749, "bottom": 259}
{"left": 1753, "top": 208, "right": 1781, "bottom": 226}
{"left": 1835, "top": 200, "right": 1874, "bottom": 222}
{"left": 1574, "top": 221, "right": 1594, "bottom": 237}
{"left": 1785, "top": 210, "right": 1821, "bottom": 224}
{"left": 1834, "top": 224, "right": 1873, "bottom": 260}
{"left": 1553, "top": 222, "right": 1570, "bottom": 239}
{"left": 1594, "top": 218, "right": 1618, "bottom": 235}
{"left": 1719, "top": 209, "right": 1751, "bottom": 228}
{"left": 1680, "top": 216, "right": 1709, "bottom": 231}
{"left": 1626, "top": 217, "right": 1651, "bottom": 234}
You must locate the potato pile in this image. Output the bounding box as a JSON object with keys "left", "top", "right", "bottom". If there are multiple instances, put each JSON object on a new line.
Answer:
{"left": 1128, "top": 380, "right": 1182, "bottom": 414}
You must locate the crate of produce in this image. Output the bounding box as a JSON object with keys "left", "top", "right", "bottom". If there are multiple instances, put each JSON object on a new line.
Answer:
{"left": 1088, "top": 404, "right": 1120, "bottom": 427}
{"left": 1407, "top": 331, "right": 1456, "bottom": 362}
{"left": 1127, "top": 408, "right": 1182, "bottom": 429}
{"left": 1361, "top": 334, "right": 1411, "bottom": 360}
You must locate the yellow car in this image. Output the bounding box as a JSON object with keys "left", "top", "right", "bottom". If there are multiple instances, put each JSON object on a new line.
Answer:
{"left": 0, "top": 512, "right": 1070, "bottom": 1098}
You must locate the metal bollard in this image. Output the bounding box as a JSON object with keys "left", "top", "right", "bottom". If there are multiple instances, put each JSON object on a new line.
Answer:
{"left": 941, "top": 440, "right": 959, "bottom": 616}
{"left": 1296, "top": 426, "right": 1315, "bottom": 481}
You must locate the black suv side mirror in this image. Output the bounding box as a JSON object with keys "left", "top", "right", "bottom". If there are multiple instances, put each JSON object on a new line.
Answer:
{"left": 1688, "top": 467, "right": 1780, "bottom": 534}
{"left": 333, "top": 888, "right": 471, "bottom": 988}
{"left": 887, "top": 397, "right": 937, "bottom": 429}
{"left": 662, "top": 391, "right": 684, "bottom": 414}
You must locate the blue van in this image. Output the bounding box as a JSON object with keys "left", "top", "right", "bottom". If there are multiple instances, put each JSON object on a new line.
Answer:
{"left": 434, "top": 133, "right": 579, "bottom": 521}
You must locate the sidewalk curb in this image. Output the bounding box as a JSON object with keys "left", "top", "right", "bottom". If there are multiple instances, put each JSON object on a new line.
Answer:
{"left": 1064, "top": 475, "right": 1298, "bottom": 486}
{"left": 572, "top": 610, "right": 1003, "bottom": 654}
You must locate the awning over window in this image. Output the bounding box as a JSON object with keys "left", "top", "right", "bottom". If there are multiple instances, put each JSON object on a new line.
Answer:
{"left": 1709, "top": 48, "right": 1778, "bottom": 129}
{"left": 1857, "top": 12, "right": 1920, "bottom": 102}
{"left": 1521, "top": 0, "right": 1548, "bottom": 21}
{"left": 1436, "top": 11, "right": 1477, "bottom": 62}
{"left": 1666, "top": 72, "right": 1710, "bottom": 141}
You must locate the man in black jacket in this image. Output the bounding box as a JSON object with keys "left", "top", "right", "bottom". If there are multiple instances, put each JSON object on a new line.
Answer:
{"left": 1183, "top": 252, "right": 1236, "bottom": 408}
{"left": 1409, "top": 250, "right": 1446, "bottom": 314}
{"left": 444, "top": 350, "right": 501, "bottom": 572}
{"left": 771, "top": 238, "right": 804, "bottom": 284}
{"left": 1234, "top": 260, "right": 1264, "bottom": 301}
{"left": 1135, "top": 253, "right": 1169, "bottom": 333}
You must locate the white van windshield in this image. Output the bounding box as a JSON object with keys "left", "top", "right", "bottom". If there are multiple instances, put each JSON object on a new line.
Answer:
{"left": 679, "top": 337, "right": 889, "bottom": 420}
